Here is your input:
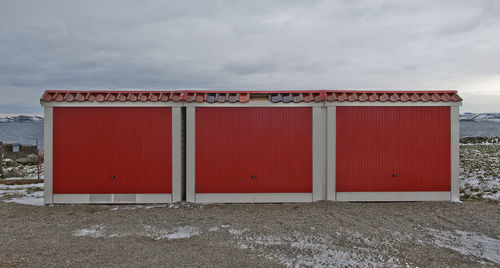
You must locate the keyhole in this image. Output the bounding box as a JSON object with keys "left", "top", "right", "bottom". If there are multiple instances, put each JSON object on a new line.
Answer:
{"left": 110, "top": 175, "right": 115, "bottom": 179}
{"left": 251, "top": 175, "right": 257, "bottom": 179}
{"left": 392, "top": 173, "right": 397, "bottom": 177}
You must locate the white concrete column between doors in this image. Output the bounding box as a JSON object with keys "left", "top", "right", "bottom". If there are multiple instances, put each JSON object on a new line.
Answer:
{"left": 312, "top": 107, "right": 327, "bottom": 201}
{"left": 450, "top": 106, "right": 460, "bottom": 202}
{"left": 326, "top": 106, "right": 336, "bottom": 201}
{"left": 43, "top": 107, "right": 53, "bottom": 204}
{"left": 186, "top": 107, "right": 196, "bottom": 202}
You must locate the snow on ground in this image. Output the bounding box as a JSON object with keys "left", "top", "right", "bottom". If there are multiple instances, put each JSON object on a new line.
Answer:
{"left": 428, "top": 229, "right": 500, "bottom": 264}
{"left": 108, "top": 203, "right": 188, "bottom": 211}
{"left": 217, "top": 225, "right": 500, "bottom": 266}
{"left": 0, "top": 183, "right": 44, "bottom": 206}
{"left": 4, "top": 190, "right": 43, "bottom": 206}
{"left": 72, "top": 224, "right": 201, "bottom": 240}
{"left": 73, "top": 225, "right": 106, "bottom": 238}
{"left": 459, "top": 144, "right": 500, "bottom": 200}
{"left": 144, "top": 225, "right": 200, "bottom": 240}
{"left": 222, "top": 227, "right": 401, "bottom": 267}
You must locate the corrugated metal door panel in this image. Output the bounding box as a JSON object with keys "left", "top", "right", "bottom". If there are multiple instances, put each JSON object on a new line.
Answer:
{"left": 195, "top": 107, "right": 312, "bottom": 193}
{"left": 336, "top": 106, "right": 450, "bottom": 192}
{"left": 53, "top": 107, "right": 172, "bottom": 194}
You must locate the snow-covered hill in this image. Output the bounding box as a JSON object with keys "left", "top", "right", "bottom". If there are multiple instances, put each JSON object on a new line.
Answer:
{"left": 0, "top": 115, "right": 44, "bottom": 123}
{"left": 459, "top": 112, "right": 500, "bottom": 122}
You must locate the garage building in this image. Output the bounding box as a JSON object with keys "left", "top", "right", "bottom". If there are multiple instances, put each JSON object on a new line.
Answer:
{"left": 41, "top": 90, "right": 461, "bottom": 204}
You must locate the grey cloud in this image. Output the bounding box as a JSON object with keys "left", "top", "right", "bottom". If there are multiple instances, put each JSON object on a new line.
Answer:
{"left": 0, "top": 0, "right": 499, "bottom": 113}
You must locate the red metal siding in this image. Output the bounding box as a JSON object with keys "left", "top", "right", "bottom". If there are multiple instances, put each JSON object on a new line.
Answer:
{"left": 53, "top": 107, "right": 172, "bottom": 194}
{"left": 195, "top": 107, "right": 312, "bottom": 193}
{"left": 336, "top": 106, "right": 450, "bottom": 192}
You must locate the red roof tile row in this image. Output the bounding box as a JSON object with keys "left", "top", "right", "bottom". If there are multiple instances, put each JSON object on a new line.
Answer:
{"left": 41, "top": 90, "right": 462, "bottom": 103}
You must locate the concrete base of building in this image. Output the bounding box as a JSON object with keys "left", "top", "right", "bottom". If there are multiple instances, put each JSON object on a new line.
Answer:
{"left": 336, "top": 191, "right": 451, "bottom": 202}
{"left": 195, "top": 193, "right": 313, "bottom": 203}
{"left": 52, "top": 194, "right": 172, "bottom": 204}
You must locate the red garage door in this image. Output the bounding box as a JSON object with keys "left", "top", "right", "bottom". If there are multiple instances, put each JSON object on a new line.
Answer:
{"left": 336, "top": 106, "right": 450, "bottom": 192}
{"left": 196, "top": 107, "right": 312, "bottom": 193}
{"left": 53, "top": 107, "right": 172, "bottom": 194}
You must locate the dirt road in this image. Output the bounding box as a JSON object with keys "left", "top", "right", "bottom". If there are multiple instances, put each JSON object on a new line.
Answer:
{"left": 0, "top": 201, "right": 499, "bottom": 267}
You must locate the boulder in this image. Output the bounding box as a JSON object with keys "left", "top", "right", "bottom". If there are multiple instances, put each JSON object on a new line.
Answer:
{"left": 16, "top": 158, "right": 31, "bottom": 164}
{"left": 27, "top": 154, "right": 38, "bottom": 163}
{"left": 2, "top": 158, "right": 15, "bottom": 167}
{"left": 2, "top": 167, "right": 23, "bottom": 178}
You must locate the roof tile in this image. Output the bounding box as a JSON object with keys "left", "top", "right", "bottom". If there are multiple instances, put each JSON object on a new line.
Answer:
{"left": 41, "top": 90, "right": 462, "bottom": 104}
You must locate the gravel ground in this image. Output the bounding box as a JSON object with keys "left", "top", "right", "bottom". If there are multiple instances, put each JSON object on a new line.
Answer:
{"left": 0, "top": 201, "right": 499, "bottom": 267}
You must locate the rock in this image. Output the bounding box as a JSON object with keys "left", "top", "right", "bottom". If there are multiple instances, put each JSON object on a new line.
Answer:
{"left": 27, "top": 154, "right": 38, "bottom": 163}
{"left": 2, "top": 167, "right": 23, "bottom": 178}
{"left": 16, "top": 158, "right": 31, "bottom": 164}
{"left": 2, "top": 158, "right": 15, "bottom": 167}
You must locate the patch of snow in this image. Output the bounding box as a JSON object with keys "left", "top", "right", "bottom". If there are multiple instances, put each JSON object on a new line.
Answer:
{"left": 209, "top": 226, "right": 220, "bottom": 232}
{"left": 5, "top": 177, "right": 27, "bottom": 180}
{"left": 459, "top": 145, "right": 500, "bottom": 201}
{"left": 73, "top": 225, "right": 106, "bottom": 238}
{"left": 72, "top": 224, "right": 200, "bottom": 240}
{"left": 428, "top": 229, "right": 500, "bottom": 264}
{"left": 228, "top": 228, "right": 247, "bottom": 236}
{"left": 482, "top": 192, "right": 500, "bottom": 200}
{"left": 4, "top": 190, "right": 44, "bottom": 206}
{"left": 227, "top": 230, "right": 400, "bottom": 267}
{"left": 4, "top": 195, "right": 44, "bottom": 206}
{"left": 0, "top": 183, "right": 44, "bottom": 190}
{"left": 144, "top": 204, "right": 168, "bottom": 209}
{"left": 144, "top": 225, "right": 200, "bottom": 240}
{"left": 0, "top": 183, "right": 44, "bottom": 206}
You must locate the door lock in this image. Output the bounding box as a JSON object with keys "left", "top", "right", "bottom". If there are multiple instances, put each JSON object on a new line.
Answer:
{"left": 110, "top": 175, "right": 116, "bottom": 179}
{"left": 251, "top": 175, "right": 257, "bottom": 179}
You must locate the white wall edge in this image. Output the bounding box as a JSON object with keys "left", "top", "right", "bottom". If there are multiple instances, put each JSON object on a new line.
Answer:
{"left": 171, "top": 107, "right": 182, "bottom": 202}
{"left": 43, "top": 107, "right": 53, "bottom": 204}
{"left": 186, "top": 107, "right": 196, "bottom": 202}
{"left": 326, "top": 102, "right": 462, "bottom": 107}
{"left": 195, "top": 193, "right": 313, "bottom": 203}
{"left": 336, "top": 192, "right": 451, "bottom": 202}
{"left": 53, "top": 194, "right": 172, "bottom": 204}
{"left": 450, "top": 106, "right": 460, "bottom": 202}
{"left": 326, "top": 107, "right": 336, "bottom": 201}
{"left": 312, "top": 107, "right": 326, "bottom": 201}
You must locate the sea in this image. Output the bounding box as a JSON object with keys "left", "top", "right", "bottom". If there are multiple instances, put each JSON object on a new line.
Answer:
{"left": 0, "top": 121, "right": 499, "bottom": 151}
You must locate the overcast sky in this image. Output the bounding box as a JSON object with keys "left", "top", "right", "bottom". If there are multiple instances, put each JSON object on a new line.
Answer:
{"left": 1, "top": 0, "right": 499, "bottom": 114}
